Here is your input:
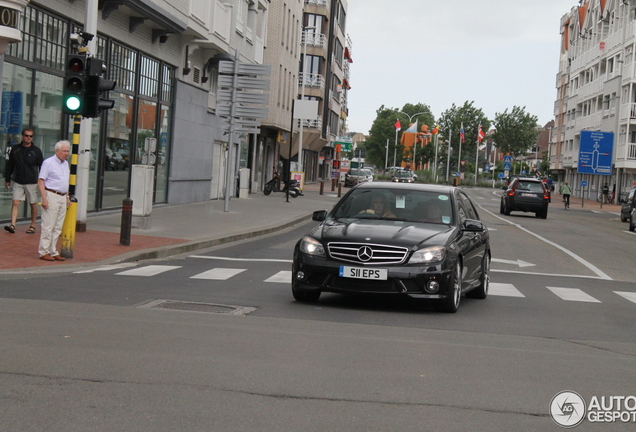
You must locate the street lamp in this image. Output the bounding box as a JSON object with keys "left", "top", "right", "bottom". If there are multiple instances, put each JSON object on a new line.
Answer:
{"left": 298, "top": 25, "right": 316, "bottom": 173}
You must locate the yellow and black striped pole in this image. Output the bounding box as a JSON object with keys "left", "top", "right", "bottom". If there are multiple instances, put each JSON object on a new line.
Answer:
{"left": 61, "top": 115, "right": 81, "bottom": 258}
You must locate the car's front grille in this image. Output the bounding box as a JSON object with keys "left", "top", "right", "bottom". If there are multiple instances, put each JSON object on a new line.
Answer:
{"left": 327, "top": 242, "right": 409, "bottom": 265}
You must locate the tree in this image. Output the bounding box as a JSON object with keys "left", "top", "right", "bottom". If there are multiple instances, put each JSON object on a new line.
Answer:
{"left": 364, "top": 103, "right": 434, "bottom": 169}
{"left": 492, "top": 106, "right": 539, "bottom": 159}
{"left": 436, "top": 101, "right": 491, "bottom": 176}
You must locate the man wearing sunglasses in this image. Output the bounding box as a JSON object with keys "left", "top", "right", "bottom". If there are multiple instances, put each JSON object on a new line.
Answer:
{"left": 4, "top": 128, "right": 44, "bottom": 234}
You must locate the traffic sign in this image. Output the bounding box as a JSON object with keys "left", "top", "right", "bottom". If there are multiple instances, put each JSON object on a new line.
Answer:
{"left": 503, "top": 163, "right": 511, "bottom": 171}
{"left": 578, "top": 131, "right": 614, "bottom": 175}
{"left": 503, "top": 155, "right": 513, "bottom": 163}
{"left": 581, "top": 180, "right": 588, "bottom": 187}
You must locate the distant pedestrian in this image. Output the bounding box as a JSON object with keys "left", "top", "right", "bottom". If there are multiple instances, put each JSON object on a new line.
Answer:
{"left": 4, "top": 128, "right": 43, "bottom": 234}
{"left": 547, "top": 177, "right": 554, "bottom": 192}
{"left": 37, "top": 140, "right": 71, "bottom": 261}
{"left": 602, "top": 182, "right": 609, "bottom": 203}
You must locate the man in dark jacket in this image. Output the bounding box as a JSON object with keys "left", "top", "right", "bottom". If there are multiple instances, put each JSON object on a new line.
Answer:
{"left": 4, "top": 128, "right": 44, "bottom": 234}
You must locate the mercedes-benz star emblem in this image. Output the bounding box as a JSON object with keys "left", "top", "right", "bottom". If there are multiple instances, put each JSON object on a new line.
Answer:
{"left": 357, "top": 246, "right": 373, "bottom": 262}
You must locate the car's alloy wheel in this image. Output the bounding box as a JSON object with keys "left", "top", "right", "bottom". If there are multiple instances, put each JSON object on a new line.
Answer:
{"left": 467, "top": 253, "right": 489, "bottom": 299}
{"left": 439, "top": 261, "right": 462, "bottom": 313}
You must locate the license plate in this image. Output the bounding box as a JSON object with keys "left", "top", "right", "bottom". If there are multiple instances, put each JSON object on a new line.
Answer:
{"left": 339, "top": 266, "right": 388, "bottom": 280}
{"left": 522, "top": 193, "right": 536, "bottom": 197}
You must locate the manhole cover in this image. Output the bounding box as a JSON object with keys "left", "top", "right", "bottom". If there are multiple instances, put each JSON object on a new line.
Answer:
{"left": 139, "top": 300, "right": 256, "bottom": 315}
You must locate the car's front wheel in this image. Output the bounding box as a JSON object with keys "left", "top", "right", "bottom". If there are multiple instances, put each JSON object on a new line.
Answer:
{"left": 439, "top": 261, "right": 462, "bottom": 313}
{"left": 467, "top": 253, "right": 489, "bottom": 299}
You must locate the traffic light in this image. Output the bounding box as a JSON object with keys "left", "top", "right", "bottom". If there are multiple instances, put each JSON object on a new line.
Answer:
{"left": 63, "top": 53, "right": 87, "bottom": 115}
{"left": 83, "top": 57, "right": 116, "bottom": 118}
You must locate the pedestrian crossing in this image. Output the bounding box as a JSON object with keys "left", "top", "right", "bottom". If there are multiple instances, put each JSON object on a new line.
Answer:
{"left": 92, "top": 264, "right": 636, "bottom": 306}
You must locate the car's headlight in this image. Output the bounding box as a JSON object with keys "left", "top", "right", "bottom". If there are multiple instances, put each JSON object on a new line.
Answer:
{"left": 409, "top": 245, "right": 446, "bottom": 263}
{"left": 299, "top": 236, "right": 325, "bottom": 256}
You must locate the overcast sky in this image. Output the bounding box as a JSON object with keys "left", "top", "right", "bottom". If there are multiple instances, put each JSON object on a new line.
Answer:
{"left": 345, "top": 0, "right": 577, "bottom": 134}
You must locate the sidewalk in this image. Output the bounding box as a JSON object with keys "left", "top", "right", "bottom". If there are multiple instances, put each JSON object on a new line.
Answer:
{"left": 0, "top": 182, "right": 342, "bottom": 274}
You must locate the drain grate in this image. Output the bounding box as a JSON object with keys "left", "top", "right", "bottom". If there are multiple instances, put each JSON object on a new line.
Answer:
{"left": 139, "top": 299, "right": 256, "bottom": 315}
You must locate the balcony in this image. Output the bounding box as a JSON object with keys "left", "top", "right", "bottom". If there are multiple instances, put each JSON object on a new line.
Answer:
{"left": 299, "top": 73, "right": 325, "bottom": 91}
{"left": 303, "top": 31, "right": 327, "bottom": 51}
{"left": 305, "top": 0, "right": 330, "bottom": 10}
{"left": 619, "top": 102, "right": 636, "bottom": 122}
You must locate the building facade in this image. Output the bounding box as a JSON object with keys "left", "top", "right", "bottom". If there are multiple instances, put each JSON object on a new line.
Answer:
{"left": 553, "top": 0, "right": 636, "bottom": 198}
{"left": 0, "top": 0, "right": 269, "bottom": 225}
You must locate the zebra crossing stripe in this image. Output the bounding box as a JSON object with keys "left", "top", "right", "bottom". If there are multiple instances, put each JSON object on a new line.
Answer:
{"left": 190, "top": 268, "right": 247, "bottom": 280}
{"left": 489, "top": 283, "right": 525, "bottom": 297}
{"left": 116, "top": 265, "right": 182, "bottom": 276}
{"left": 614, "top": 291, "right": 636, "bottom": 304}
{"left": 547, "top": 287, "right": 601, "bottom": 303}
{"left": 264, "top": 271, "right": 291, "bottom": 283}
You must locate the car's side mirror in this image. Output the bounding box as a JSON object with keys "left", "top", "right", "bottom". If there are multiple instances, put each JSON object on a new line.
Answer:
{"left": 312, "top": 210, "right": 328, "bottom": 221}
{"left": 463, "top": 219, "right": 486, "bottom": 232}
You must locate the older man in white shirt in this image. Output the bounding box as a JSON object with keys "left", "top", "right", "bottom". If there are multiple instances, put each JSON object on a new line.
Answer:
{"left": 37, "top": 140, "right": 71, "bottom": 261}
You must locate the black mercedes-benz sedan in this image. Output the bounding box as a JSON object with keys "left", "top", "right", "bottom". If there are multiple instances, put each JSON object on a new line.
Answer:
{"left": 292, "top": 183, "right": 491, "bottom": 313}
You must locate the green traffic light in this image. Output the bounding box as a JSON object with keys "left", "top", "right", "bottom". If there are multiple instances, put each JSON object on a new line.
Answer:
{"left": 65, "top": 96, "right": 81, "bottom": 111}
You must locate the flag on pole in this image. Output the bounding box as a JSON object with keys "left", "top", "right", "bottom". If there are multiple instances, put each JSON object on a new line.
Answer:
{"left": 405, "top": 120, "right": 418, "bottom": 133}
{"left": 394, "top": 119, "right": 401, "bottom": 131}
{"left": 477, "top": 125, "right": 485, "bottom": 143}
{"left": 459, "top": 123, "right": 465, "bottom": 143}
{"left": 432, "top": 125, "right": 440, "bottom": 134}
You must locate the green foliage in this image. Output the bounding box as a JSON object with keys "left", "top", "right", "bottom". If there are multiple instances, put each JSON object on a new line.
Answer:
{"left": 435, "top": 101, "right": 491, "bottom": 177}
{"left": 492, "top": 106, "right": 539, "bottom": 158}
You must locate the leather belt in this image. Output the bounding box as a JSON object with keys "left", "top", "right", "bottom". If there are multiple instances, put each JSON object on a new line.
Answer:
{"left": 45, "top": 188, "right": 67, "bottom": 196}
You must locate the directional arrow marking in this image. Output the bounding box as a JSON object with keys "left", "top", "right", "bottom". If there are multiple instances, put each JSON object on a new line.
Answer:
{"left": 491, "top": 258, "right": 536, "bottom": 268}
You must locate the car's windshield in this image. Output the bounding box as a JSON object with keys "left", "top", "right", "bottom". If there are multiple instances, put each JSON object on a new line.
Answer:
{"left": 331, "top": 188, "right": 453, "bottom": 224}
{"left": 394, "top": 171, "right": 412, "bottom": 178}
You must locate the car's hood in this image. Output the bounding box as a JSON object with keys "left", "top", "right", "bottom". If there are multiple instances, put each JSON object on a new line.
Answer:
{"left": 311, "top": 218, "right": 454, "bottom": 249}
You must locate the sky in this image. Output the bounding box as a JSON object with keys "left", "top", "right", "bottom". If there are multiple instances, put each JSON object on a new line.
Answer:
{"left": 345, "top": 0, "right": 577, "bottom": 134}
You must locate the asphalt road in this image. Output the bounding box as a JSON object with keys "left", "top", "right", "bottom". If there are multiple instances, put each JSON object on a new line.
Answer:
{"left": 1, "top": 187, "right": 635, "bottom": 431}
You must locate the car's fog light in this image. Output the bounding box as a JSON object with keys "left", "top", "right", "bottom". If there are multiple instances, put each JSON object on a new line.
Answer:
{"left": 425, "top": 280, "right": 440, "bottom": 293}
{"left": 296, "top": 271, "right": 305, "bottom": 280}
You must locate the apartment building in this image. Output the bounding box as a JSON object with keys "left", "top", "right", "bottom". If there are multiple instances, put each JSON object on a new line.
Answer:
{"left": 554, "top": 0, "right": 636, "bottom": 198}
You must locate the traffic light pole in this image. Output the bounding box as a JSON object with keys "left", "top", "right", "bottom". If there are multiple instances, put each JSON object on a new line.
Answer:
{"left": 76, "top": 0, "right": 98, "bottom": 232}
{"left": 61, "top": 115, "right": 81, "bottom": 258}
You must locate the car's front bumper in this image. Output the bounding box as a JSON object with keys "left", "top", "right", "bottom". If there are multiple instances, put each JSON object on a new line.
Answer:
{"left": 292, "top": 252, "right": 454, "bottom": 299}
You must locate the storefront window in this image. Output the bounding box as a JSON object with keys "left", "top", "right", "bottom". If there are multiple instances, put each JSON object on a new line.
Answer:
{"left": 102, "top": 92, "right": 132, "bottom": 209}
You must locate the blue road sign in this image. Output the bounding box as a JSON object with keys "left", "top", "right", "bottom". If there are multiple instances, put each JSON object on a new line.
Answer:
{"left": 498, "top": 172, "right": 504, "bottom": 179}
{"left": 503, "top": 155, "right": 513, "bottom": 164}
{"left": 578, "top": 131, "right": 614, "bottom": 175}
{"left": 503, "top": 163, "right": 511, "bottom": 171}
{"left": 581, "top": 180, "right": 588, "bottom": 187}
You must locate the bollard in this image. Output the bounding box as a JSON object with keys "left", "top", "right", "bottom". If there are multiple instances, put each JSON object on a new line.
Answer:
{"left": 319, "top": 181, "right": 324, "bottom": 195}
{"left": 120, "top": 197, "right": 133, "bottom": 246}
{"left": 338, "top": 182, "right": 342, "bottom": 197}
{"left": 331, "top": 178, "right": 336, "bottom": 191}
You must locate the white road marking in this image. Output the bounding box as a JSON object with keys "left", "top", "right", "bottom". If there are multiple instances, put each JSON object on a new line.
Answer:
{"left": 116, "top": 265, "right": 182, "bottom": 276}
{"left": 614, "top": 291, "right": 636, "bottom": 304}
{"left": 492, "top": 258, "right": 535, "bottom": 267}
{"left": 264, "top": 271, "right": 292, "bottom": 283}
{"left": 489, "top": 283, "right": 525, "bottom": 297}
{"left": 547, "top": 287, "right": 601, "bottom": 303}
{"left": 476, "top": 203, "right": 612, "bottom": 280}
{"left": 190, "top": 268, "right": 247, "bottom": 280}
{"left": 74, "top": 263, "right": 138, "bottom": 274}
{"left": 190, "top": 255, "right": 292, "bottom": 263}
